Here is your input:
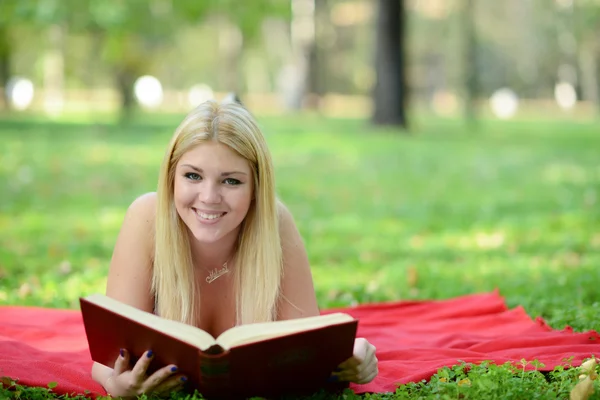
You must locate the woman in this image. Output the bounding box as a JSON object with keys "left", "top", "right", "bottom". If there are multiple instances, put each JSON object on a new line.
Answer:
{"left": 91, "top": 99, "right": 378, "bottom": 398}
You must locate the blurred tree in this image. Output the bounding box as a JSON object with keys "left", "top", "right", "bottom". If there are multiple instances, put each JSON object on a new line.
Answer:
{"left": 9, "top": 0, "right": 188, "bottom": 119}
{"left": 307, "top": 0, "right": 330, "bottom": 110}
{"left": 0, "top": 0, "right": 20, "bottom": 111}
{"left": 274, "top": 0, "right": 316, "bottom": 110}
{"left": 70, "top": 0, "right": 212, "bottom": 121}
{"left": 372, "top": 0, "right": 408, "bottom": 128}
{"left": 0, "top": 27, "right": 11, "bottom": 111}
{"left": 6, "top": 0, "right": 289, "bottom": 119}
{"left": 9, "top": 0, "right": 597, "bottom": 119}
{"left": 201, "top": 0, "right": 290, "bottom": 95}
{"left": 461, "top": 0, "right": 478, "bottom": 127}
{"left": 573, "top": 0, "right": 600, "bottom": 116}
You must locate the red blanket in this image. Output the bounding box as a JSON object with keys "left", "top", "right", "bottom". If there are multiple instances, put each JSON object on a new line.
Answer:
{"left": 1, "top": 291, "right": 598, "bottom": 397}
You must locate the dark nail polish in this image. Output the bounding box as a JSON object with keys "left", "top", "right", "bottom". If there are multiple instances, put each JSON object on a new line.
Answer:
{"left": 334, "top": 367, "right": 343, "bottom": 372}
{"left": 171, "top": 366, "right": 178, "bottom": 372}
{"left": 180, "top": 376, "right": 187, "bottom": 382}
{"left": 119, "top": 349, "right": 125, "bottom": 357}
{"left": 147, "top": 350, "right": 154, "bottom": 358}
{"left": 327, "top": 375, "right": 339, "bottom": 383}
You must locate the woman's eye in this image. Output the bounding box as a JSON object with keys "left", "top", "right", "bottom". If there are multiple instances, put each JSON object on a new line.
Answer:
{"left": 185, "top": 172, "right": 202, "bottom": 181}
{"left": 224, "top": 178, "right": 241, "bottom": 186}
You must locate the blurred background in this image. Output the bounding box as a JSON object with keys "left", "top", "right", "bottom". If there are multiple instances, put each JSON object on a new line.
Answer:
{"left": 1, "top": 0, "right": 599, "bottom": 123}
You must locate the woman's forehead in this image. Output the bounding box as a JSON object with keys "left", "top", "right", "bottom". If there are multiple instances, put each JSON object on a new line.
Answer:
{"left": 178, "top": 142, "right": 251, "bottom": 171}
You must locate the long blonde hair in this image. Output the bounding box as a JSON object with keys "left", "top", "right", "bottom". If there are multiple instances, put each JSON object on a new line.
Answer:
{"left": 153, "top": 99, "right": 282, "bottom": 326}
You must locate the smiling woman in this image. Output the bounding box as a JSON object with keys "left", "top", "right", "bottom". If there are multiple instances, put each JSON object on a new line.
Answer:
{"left": 174, "top": 143, "right": 254, "bottom": 248}
{"left": 90, "top": 98, "right": 378, "bottom": 398}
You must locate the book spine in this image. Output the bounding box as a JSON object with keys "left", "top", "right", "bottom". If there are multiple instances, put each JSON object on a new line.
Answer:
{"left": 196, "top": 352, "right": 231, "bottom": 398}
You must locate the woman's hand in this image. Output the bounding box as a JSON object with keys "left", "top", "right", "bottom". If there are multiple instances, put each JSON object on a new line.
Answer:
{"left": 104, "top": 349, "right": 187, "bottom": 398}
{"left": 331, "top": 338, "right": 378, "bottom": 384}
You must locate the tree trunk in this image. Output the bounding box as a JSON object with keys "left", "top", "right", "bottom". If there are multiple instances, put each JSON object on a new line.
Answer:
{"left": 306, "top": 0, "right": 328, "bottom": 110}
{"left": 574, "top": 0, "right": 600, "bottom": 118}
{"left": 115, "top": 67, "right": 136, "bottom": 122}
{"left": 83, "top": 29, "right": 105, "bottom": 113}
{"left": 283, "top": 0, "right": 316, "bottom": 110}
{"left": 462, "top": 0, "right": 478, "bottom": 126}
{"left": 43, "top": 24, "right": 66, "bottom": 117}
{"left": 372, "top": 0, "right": 408, "bottom": 128}
{"left": 305, "top": 32, "right": 320, "bottom": 110}
{"left": 0, "top": 27, "right": 11, "bottom": 111}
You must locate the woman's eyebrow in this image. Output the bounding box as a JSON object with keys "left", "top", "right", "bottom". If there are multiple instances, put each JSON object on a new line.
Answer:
{"left": 180, "top": 164, "right": 247, "bottom": 176}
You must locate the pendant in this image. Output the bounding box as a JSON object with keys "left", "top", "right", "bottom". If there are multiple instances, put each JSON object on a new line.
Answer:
{"left": 206, "top": 262, "right": 229, "bottom": 284}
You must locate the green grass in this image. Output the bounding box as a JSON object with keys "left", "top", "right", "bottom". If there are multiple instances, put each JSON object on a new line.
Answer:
{"left": 0, "top": 112, "right": 599, "bottom": 399}
{"left": 0, "top": 360, "right": 597, "bottom": 400}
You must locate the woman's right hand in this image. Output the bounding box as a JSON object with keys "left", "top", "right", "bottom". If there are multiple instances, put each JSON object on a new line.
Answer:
{"left": 104, "top": 349, "right": 187, "bottom": 398}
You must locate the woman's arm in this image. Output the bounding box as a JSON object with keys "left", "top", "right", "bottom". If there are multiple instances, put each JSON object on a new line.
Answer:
{"left": 93, "top": 193, "right": 184, "bottom": 396}
{"left": 276, "top": 200, "right": 320, "bottom": 320}
{"left": 276, "top": 200, "right": 378, "bottom": 384}
{"left": 92, "top": 363, "right": 113, "bottom": 391}
{"left": 105, "top": 192, "right": 156, "bottom": 310}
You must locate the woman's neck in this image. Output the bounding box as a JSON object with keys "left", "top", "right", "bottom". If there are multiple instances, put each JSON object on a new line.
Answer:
{"left": 188, "top": 229, "right": 239, "bottom": 270}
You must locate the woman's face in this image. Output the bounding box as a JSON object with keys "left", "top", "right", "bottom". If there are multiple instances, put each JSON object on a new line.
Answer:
{"left": 173, "top": 141, "right": 254, "bottom": 245}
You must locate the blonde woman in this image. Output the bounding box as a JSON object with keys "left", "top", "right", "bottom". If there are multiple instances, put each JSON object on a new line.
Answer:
{"left": 91, "top": 99, "right": 378, "bottom": 398}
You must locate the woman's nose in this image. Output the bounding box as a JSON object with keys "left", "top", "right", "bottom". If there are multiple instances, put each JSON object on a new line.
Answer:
{"left": 199, "top": 182, "right": 222, "bottom": 204}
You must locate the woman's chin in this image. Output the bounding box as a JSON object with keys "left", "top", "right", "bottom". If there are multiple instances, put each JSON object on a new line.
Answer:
{"left": 190, "top": 230, "right": 221, "bottom": 244}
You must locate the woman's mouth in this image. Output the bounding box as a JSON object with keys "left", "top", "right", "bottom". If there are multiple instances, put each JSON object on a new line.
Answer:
{"left": 193, "top": 208, "right": 227, "bottom": 222}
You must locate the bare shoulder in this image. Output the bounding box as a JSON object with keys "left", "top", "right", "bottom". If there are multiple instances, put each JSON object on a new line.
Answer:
{"left": 276, "top": 199, "right": 305, "bottom": 249}
{"left": 276, "top": 198, "right": 306, "bottom": 255}
{"left": 276, "top": 198, "right": 294, "bottom": 229}
{"left": 276, "top": 198, "right": 319, "bottom": 319}
{"left": 105, "top": 192, "right": 157, "bottom": 312}
{"left": 118, "top": 191, "right": 157, "bottom": 247}
{"left": 129, "top": 191, "right": 157, "bottom": 220}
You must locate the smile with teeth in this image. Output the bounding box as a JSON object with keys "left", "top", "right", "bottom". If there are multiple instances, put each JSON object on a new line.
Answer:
{"left": 194, "top": 209, "right": 226, "bottom": 220}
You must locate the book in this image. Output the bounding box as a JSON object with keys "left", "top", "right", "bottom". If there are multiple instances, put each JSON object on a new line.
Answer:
{"left": 79, "top": 294, "right": 359, "bottom": 399}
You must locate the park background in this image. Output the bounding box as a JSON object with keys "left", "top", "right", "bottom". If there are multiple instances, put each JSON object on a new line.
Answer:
{"left": 0, "top": 0, "right": 599, "bottom": 398}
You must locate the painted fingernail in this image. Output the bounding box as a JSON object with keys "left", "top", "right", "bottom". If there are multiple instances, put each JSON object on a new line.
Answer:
{"left": 327, "top": 375, "right": 339, "bottom": 383}
{"left": 147, "top": 350, "right": 154, "bottom": 358}
{"left": 334, "top": 367, "right": 343, "bottom": 372}
{"left": 119, "top": 349, "right": 125, "bottom": 357}
{"left": 171, "top": 366, "right": 178, "bottom": 372}
{"left": 180, "top": 376, "right": 187, "bottom": 382}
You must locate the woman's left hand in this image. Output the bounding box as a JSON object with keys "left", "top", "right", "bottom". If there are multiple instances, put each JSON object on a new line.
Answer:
{"left": 331, "top": 337, "right": 378, "bottom": 384}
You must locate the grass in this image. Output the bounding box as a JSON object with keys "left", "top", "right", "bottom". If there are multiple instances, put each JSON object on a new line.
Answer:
{"left": 0, "top": 111, "right": 599, "bottom": 399}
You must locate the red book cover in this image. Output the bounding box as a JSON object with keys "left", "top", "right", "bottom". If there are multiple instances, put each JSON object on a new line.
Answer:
{"left": 79, "top": 296, "right": 357, "bottom": 398}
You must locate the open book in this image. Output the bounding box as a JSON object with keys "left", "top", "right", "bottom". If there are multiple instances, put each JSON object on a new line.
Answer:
{"left": 80, "top": 294, "right": 358, "bottom": 398}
